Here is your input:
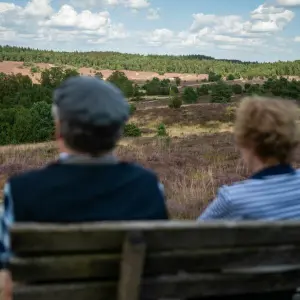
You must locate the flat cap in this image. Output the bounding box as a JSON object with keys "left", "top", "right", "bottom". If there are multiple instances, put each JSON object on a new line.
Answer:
{"left": 53, "top": 76, "right": 129, "bottom": 126}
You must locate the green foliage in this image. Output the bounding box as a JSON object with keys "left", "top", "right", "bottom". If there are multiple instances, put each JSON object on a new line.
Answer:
{"left": 95, "top": 71, "right": 103, "bottom": 79}
{"left": 123, "top": 123, "right": 142, "bottom": 137}
{"left": 196, "top": 85, "right": 209, "bottom": 96}
{"left": 208, "top": 72, "right": 222, "bottom": 82}
{"left": 107, "top": 71, "right": 135, "bottom": 97}
{"left": 263, "top": 77, "right": 300, "bottom": 99}
{"left": 1, "top": 45, "right": 300, "bottom": 77}
{"left": 226, "top": 74, "right": 235, "bottom": 81}
{"left": 175, "top": 77, "right": 181, "bottom": 86}
{"left": 157, "top": 123, "right": 168, "bottom": 137}
{"left": 40, "top": 67, "right": 79, "bottom": 88}
{"left": 129, "top": 103, "right": 136, "bottom": 115}
{"left": 232, "top": 84, "right": 243, "bottom": 94}
{"left": 142, "top": 77, "right": 170, "bottom": 96}
{"left": 211, "top": 82, "right": 233, "bottom": 103}
{"left": 30, "top": 66, "right": 41, "bottom": 73}
{"left": 12, "top": 107, "right": 33, "bottom": 144}
{"left": 183, "top": 87, "right": 198, "bottom": 103}
{"left": 30, "top": 101, "right": 53, "bottom": 142}
{"left": 246, "top": 84, "right": 264, "bottom": 96}
{"left": 168, "top": 89, "right": 182, "bottom": 108}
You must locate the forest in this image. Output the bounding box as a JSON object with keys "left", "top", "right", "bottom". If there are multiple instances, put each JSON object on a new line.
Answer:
{"left": 0, "top": 46, "right": 300, "bottom": 77}
{"left": 0, "top": 64, "right": 299, "bottom": 146}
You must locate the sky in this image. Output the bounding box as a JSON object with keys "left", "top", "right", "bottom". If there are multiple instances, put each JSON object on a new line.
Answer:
{"left": 0, "top": 0, "right": 300, "bottom": 62}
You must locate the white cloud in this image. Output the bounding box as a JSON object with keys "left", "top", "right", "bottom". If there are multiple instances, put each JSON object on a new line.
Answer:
{"left": 250, "top": 4, "right": 294, "bottom": 32}
{"left": 23, "top": 0, "right": 53, "bottom": 17}
{"left": 0, "top": 1, "right": 128, "bottom": 46}
{"left": 277, "top": 0, "right": 300, "bottom": 6}
{"left": 69, "top": 0, "right": 149, "bottom": 9}
{"left": 42, "top": 5, "right": 110, "bottom": 30}
{"left": 144, "top": 28, "right": 174, "bottom": 46}
{"left": 294, "top": 36, "right": 300, "bottom": 42}
{"left": 0, "top": 2, "right": 17, "bottom": 13}
{"left": 147, "top": 8, "right": 160, "bottom": 20}
{"left": 123, "top": 0, "right": 149, "bottom": 9}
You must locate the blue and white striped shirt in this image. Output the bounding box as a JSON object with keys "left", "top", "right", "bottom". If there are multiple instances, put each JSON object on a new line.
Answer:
{"left": 199, "top": 164, "right": 300, "bottom": 221}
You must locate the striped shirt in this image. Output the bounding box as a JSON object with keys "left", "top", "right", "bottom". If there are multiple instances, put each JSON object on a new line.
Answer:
{"left": 198, "top": 164, "right": 300, "bottom": 221}
{"left": 0, "top": 153, "right": 165, "bottom": 268}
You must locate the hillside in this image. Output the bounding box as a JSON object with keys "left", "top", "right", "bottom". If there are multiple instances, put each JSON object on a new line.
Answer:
{"left": 1, "top": 46, "right": 300, "bottom": 78}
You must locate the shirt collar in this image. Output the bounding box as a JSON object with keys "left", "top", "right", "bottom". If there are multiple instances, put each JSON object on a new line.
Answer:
{"left": 250, "top": 164, "right": 295, "bottom": 180}
{"left": 58, "top": 152, "right": 118, "bottom": 164}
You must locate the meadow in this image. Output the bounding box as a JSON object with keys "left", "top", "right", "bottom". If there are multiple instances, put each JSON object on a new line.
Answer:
{"left": 0, "top": 101, "right": 289, "bottom": 219}
{"left": 0, "top": 47, "right": 300, "bottom": 219}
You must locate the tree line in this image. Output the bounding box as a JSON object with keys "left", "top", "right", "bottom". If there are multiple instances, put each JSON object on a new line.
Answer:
{"left": 0, "top": 67, "right": 299, "bottom": 145}
{"left": 0, "top": 45, "right": 300, "bottom": 77}
{"left": 0, "top": 68, "right": 142, "bottom": 145}
{"left": 171, "top": 77, "right": 300, "bottom": 107}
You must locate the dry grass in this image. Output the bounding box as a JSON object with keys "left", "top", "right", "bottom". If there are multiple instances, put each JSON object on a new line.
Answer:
{"left": 1, "top": 102, "right": 299, "bottom": 219}
{"left": 0, "top": 134, "right": 247, "bottom": 219}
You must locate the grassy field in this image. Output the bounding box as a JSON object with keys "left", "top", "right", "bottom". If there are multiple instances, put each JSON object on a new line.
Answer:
{"left": 1, "top": 101, "right": 300, "bottom": 219}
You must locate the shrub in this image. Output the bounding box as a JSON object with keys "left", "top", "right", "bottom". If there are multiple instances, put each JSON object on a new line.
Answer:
{"left": 157, "top": 123, "right": 168, "bottom": 137}
{"left": 174, "top": 77, "right": 181, "bottom": 86}
{"left": 30, "top": 66, "right": 40, "bottom": 74}
{"left": 208, "top": 72, "right": 222, "bottom": 82}
{"left": 124, "top": 123, "right": 142, "bottom": 137}
{"left": 95, "top": 72, "right": 103, "bottom": 79}
{"left": 197, "top": 85, "right": 209, "bottom": 96}
{"left": 182, "top": 87, "right": 198, "bottom": 103}
{"left": 169, "top": 90, "right": 182, "bottom": 108}
{"left": 244, "top": 83, "right": 251, "bottom": 90}
{"left": 211, "top": 82, "right": 232, "bottom": 103}
{"left": 226, "top": 74, "right": 235, "bottom": 81}
{"left": 232, "top": 84, "right": 243, "bottom": 94}
{"left": 129, "top": 103, "right": 136, "bottom": 115}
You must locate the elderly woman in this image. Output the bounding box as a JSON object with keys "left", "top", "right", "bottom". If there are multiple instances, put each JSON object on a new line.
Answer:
{"left": 199, "top": 96, "right": 300, "bottom": 220}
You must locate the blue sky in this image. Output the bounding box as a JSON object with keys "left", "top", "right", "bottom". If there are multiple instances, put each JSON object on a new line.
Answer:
{"left": 0, "top": 0, "right": 299, "bottom": 62}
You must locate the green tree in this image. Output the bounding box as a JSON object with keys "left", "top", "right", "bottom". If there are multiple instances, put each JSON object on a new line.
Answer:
{"left": 124, "top": 123, "right": 142, "bottom": 137}
{"left": 174, "top": 77, "right": 181, "bottom": 86}
{"left": 211, "top": 82, "right": 232, "bottom": 103}
{"left": 197, "top": 85, "right": 209, "bottom": 96}
{"left": 12, "top": 107, "right": 33, "bottom": 144}
{"left": 157, "top": 123, "right": 168, "bottom": 136}
{"left": 182, "top": 87, "right": 198, "bottom": 103}
{"left": 169, "top": 89, "right": 182, "bottom": 108}
{"left": 226, "top": 74, "right": 235, "bottom": 81}
{"left": 30, "top": 101, "right": 53, "bottom": 142}
{"left": 95, "top": 71, "right": 103, "bottom": 79}
{"left": 232, "top": 84, "right": 243, "bottom": 94}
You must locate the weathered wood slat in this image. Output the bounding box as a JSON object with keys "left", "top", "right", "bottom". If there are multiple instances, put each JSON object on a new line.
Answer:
{"left": 13, "top": 282, "right": 116, "bottom": 300}
{"left": 10, "top": 246, "right": 300, "bottom": 282}
{"left": 10, "top": 221, "right": 300, "bottom": 253}
{"left": 118, "top": 231, "right": 146, "bottom": 300}
{"left": 13, "top": 269, "right": 300, "bottom": 300}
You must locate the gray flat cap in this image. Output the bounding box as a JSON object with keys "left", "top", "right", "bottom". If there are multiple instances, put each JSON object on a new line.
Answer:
{"left": 53, "top": 76, "right": 129, "bottom": 126}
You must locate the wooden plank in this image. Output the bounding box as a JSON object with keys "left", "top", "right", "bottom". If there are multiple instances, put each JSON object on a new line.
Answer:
{"left": 13, "top": 269, "right": 300, "bottom": 300}
{"left": 118, "top": 231, "right": 146, "bottom": 300}
{"left": 10, "top": 221, "right": 300, "bottom": 253}
{"left": 13, "top": 282, "right": 116, "bottom": 300}
{"left": 10, "top": 246, "right": 300, "bottom": 282}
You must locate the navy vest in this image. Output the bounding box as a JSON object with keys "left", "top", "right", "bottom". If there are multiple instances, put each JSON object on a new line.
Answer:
{"left": 9, "top": 161, "right": 168, "bottom": 222}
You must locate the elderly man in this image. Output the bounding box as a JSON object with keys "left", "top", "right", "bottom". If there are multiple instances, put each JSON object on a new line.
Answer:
{"left": 0, "top": 76, "right": 168, "bottom": 274}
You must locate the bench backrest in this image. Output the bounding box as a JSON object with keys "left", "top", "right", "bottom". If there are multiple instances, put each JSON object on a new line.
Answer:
{"left": 10, "top": 221, "right": 300, "bottom": 300}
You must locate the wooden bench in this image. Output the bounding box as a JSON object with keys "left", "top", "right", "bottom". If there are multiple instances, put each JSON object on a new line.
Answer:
{"left": 9, "top": 221, "right": 300, "bottom": 300}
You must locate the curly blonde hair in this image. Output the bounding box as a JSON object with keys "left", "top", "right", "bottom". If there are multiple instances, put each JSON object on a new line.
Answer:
{"left": 234, "top": 96, "right": 300, "bottom": 163}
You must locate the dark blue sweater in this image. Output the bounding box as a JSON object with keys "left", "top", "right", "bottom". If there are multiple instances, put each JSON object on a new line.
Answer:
{"left": 9, "top": 161, "right": 168, "bottom": 222}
